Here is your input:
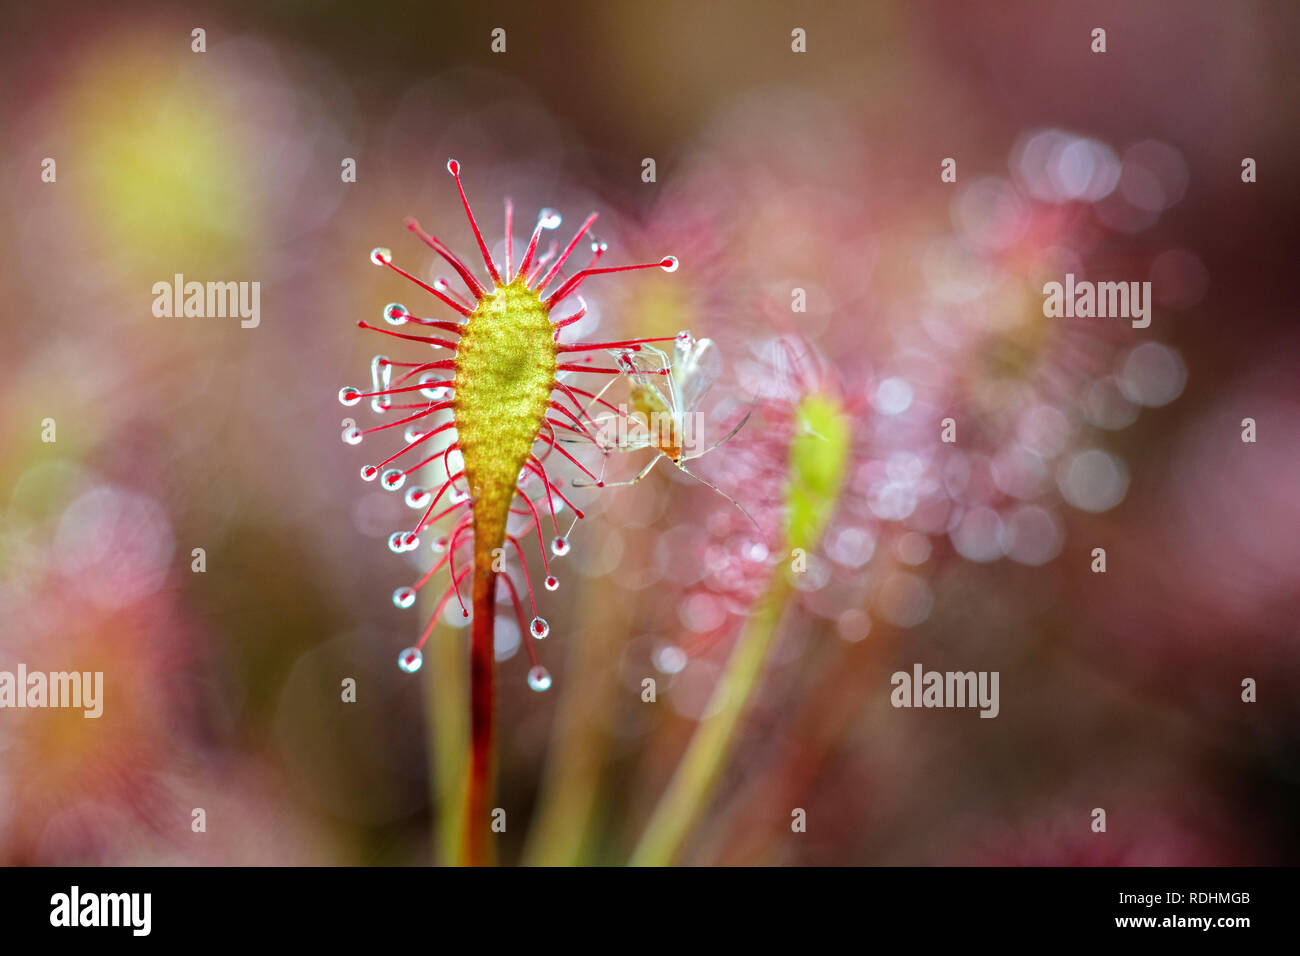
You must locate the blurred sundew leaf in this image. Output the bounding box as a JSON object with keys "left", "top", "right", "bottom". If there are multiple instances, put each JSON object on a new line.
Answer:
{"left": 633, "top": 281, "right": 699, "bottom": 339}
{"left": 0, "top": 395, "right": 97, "bottom": 512}
{"left": 65, "top": 54, "right": 257, "bottom": 265}
{"left": 980, "top": 287, "right": 1056, "bottom": 382}
{"left": 784, "top": 392, "right": 852, "bottom": 553}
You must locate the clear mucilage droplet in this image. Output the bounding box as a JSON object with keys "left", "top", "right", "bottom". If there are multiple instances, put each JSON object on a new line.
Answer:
{"left": 370, "top": 355, "right": 392, "bottom": 414}
{"left": 381, "top": 469, "right": 406, "bottom": 491}
{"left": 419, "top": 374, "right": 448, "bottom": 400}
{"left": 530, "top": 617, "right": 550, "bottom": 639}
{"left": 544, "top": 576, "right": 559, "bottom": 591}
{"left": 397, "top": 647, "right": 423, "bottom": 673}
{"left": 550, "top": 535, "right": 570, "bottom": 556}
{"left": 527, "top": 665, "right": 552, "bottom": 692}
{"left": 393, "top": 587, "right": 416, "bottom": 608}
{"left": 361, "top": 465, "right": 379, "bottom": 481}
{"left": 370, "top": 247, "right": 392, "bottom": 266}
{"left": 339, "top": 386, "right": 362, "bottom": 406}
{"left": 342, "top": 426, "right": 363, "bottom": 446}
{"left": 384, "top": 302, "right": 409, "bottom": 325}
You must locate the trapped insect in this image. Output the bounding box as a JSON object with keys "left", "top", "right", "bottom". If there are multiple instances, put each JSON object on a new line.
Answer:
{"left": 576, "top": 331, "right": 755, "bottom": 519}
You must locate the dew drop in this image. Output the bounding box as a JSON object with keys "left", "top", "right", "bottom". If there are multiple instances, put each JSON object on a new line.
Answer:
{"left": 384, "top": 302, "right": 409, "bottom": 325}
{"left": 370, "top": 355, "right": 393, "bottom": 414}
{"left": 381, "top": 469, "right": 406, "bottom": 491}
{"left": 360, "top": 465, "right": 379, "bottom": 481}
{"left": 393, "top": 587, "right": 416, "bottom": 609}
{"left": 370, "top": 247, "right": 392, "bottom": 266}
{"left": 419, "top": 373, "right": 449, "bottom": 400}
{"left": 527, "top": 665, "right": 552, "bottom": 692}
{"left": 550, "top": 535, "right": 570, "bottom": 556}
{"left": 338, "top": 386, "right": 362, "bottom": 407}
{"left": 397, "top": 647, "right": 423, "bottom": 673}
{"left": 660, "top": 255, "right": 679, "bottom": 273}
{"left": 530, "top": 616, "right": 550, "bottom": 639}
{"left": 544, "top": 575, "right": 559, "bottom": 591}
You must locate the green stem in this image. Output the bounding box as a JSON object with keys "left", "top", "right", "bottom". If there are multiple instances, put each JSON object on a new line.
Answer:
{"left": 629, "top": 573, "right": 792, "bottom": 866}
{"left": 425, "top": 616, "right": 467, "bottom": 866}
{"left": 522, "top": 577, "right": 629, "bottom": 865}
{"left": 629, "top": 389, "right": 852, "bottom": 866}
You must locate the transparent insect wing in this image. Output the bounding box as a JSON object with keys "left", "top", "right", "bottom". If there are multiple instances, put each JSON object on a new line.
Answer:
{"left": 620, "top": 343, "right": 670, "bottom": 381}
{"left": 673, "top": 336, "right": 721, "bottom": 414}
{"left": 618, "top": 345, "right": 675, "bottom": 409}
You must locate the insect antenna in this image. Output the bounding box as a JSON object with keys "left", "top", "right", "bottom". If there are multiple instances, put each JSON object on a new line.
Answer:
{"left": 697, "top": 407, "right": 754, "bottom": 456}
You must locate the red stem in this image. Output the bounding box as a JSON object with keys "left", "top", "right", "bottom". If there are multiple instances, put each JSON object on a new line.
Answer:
{"left": 462, "top": 562, "right": 497, "bottom": 867}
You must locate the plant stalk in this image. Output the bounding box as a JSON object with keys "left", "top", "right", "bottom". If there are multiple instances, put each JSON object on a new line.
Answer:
{"left": 522, "top": 574, "right": 630, "bottom": 865}
{"left": 629, "top": 574, "right": 792, "bottom": 865}
{"left": 426, "top": 616, "right": 467, "bottom": 866}
{"left": 630, "top": 389, "right": 852, "bottom": 865}
{"left": 461, "top": 565, "right": 497, "bottom": 866}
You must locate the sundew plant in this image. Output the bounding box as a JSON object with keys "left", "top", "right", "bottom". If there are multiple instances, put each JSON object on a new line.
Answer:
{"left": 340, "top": 160, "right": 679, "bottom": 865}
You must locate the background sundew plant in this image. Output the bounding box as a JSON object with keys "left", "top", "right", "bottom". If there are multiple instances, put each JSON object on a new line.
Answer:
{"left": 2, "top": 0, "right": 1300, "bottom": 879}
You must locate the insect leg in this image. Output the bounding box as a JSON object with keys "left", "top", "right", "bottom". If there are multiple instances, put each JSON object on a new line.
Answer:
{"left": 696, "top": 408, "right": 753, "bottom": 456}
{"left": 574, "top": 451, "right": 665, "bottom": 489}
{"left": 677, "top": 465, "right": 762, "bottom": 533}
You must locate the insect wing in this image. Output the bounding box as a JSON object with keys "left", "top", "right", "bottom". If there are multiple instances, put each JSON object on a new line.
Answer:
{"left": 673, "top": 336, "right": 721, "bottom": 414}
{"left": 619, "top": 344, "right": 674, "bottom": 410}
